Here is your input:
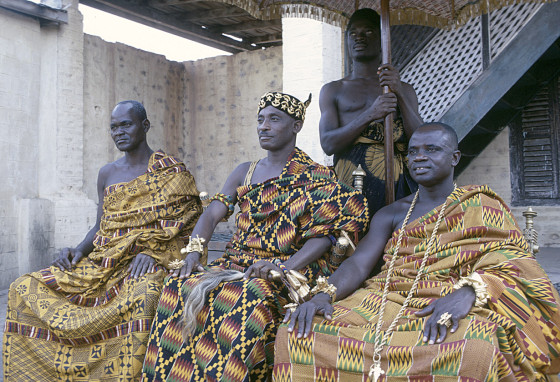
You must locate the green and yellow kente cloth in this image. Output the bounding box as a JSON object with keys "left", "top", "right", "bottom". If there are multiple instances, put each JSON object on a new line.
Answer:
{"left": 274, "top": 185, "right": 560, "bottom": 382}
{"left": 3, "top": 151, "right": 202, "bottom": 381}
{"left": 334, "top": 117, "right": 417, "bottom": 219}
{"left": 142, "top": 148, "right": 369, "bottom": 382}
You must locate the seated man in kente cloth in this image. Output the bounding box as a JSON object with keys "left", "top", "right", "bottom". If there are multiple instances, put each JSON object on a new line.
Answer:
{"left": 320, "top": 8, "right": 423, "bottom": 219}
{"left": 274, "top": 122, "right": 560, "bottom": 382}
{"left": 3, "top": 101, "right": 202, "bottom": 381}
{"left": 141, "top": 92, "right": 369, "bottom": 382}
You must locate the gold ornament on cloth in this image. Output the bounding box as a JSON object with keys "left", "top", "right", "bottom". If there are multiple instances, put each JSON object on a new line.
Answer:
{"left": 258, "top": 92, "right": 312, "bottom": 122}
{"left": 310, "top": 276, "right": 337, "bottom": 303}
{"left": 270, "top": 269, "right": 311, "bottom": 305}
{"left": 453, "top": 272, "right": 490, "bottom": 308}
{"left": 168, "top": 259, "right": 185, "bottom": 270}
{"left": 180, "top": 235, "right": 206, "bottom": 255}
{"left": 437, "top": 312, "right": 452, "bottom": 328}
{"left": 368, "top": 185, "right": 456, "bottom": 382}
{"left": 169, "top": 235, "right": 207, "bottom": 270}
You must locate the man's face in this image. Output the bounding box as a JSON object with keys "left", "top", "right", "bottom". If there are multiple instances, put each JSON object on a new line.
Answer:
{"left": 346, "top": 19, "right": 381, "bottom": 61}
{"left": 110, "top": 103, "right": 148, "bottom": 152}
{"left": 257, "top": 105, "right": 300, "bottom": 151}
{"left": 407, "top": 127, "right": 460, "bottom": 187}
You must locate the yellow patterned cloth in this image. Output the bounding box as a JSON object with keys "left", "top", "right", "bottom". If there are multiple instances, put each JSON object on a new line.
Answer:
{"left": 274, "top": 185, "right": 560, "bottom": 382}
{"left": 3, "top": 151, "right": 202, "bottom": 381}
{"left": 142, "top": 148, "right": 369, "bottom": 382}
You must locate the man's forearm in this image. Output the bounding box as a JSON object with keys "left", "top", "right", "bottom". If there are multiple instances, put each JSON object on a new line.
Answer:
{"left": 397, "top": 91, "right": 423, "bottom": 138}
{"left": 75, "top": 226, "right": 98, "bottom": 256}
{"left": 282, "top": 236, "right": 332, "bottom": 271}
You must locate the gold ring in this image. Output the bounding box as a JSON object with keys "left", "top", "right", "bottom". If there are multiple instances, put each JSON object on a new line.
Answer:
{"left": 284, "top": 303, "right": 298, "bottom": 313}
{"left": 437, "top": 312, "right": 452, "bottom": 327}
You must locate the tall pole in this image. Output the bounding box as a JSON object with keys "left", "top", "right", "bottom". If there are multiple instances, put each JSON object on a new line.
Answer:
{"left": 380, "top": 0, "right": 395, "bottom": 205}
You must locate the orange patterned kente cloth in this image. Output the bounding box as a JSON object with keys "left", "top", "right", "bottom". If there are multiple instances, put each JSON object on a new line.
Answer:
{"left": 274, "top": 185, "right": 560, "bottom": 382}
{"left": 3, "top": 151, "right": 202, "bottom": 381}
{"left": 142, "top": 148, "right": 369, "bottom": 382}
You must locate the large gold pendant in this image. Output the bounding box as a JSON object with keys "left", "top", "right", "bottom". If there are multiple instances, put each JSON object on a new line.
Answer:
{"left": 368, "top": 362, "right": 385, "bottom": 382}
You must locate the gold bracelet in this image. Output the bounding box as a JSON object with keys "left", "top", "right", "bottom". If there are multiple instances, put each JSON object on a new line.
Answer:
{"left": 453, "top": 272, "right": 489, "bottom": 308}
{"left": 311, "top": 276, "right": 337, "bottom": 303}
{"left": 180, "top": 235, "right": 206, "bottom": 255}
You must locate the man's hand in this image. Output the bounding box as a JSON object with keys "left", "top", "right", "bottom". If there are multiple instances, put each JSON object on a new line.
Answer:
{"left": 284, "top": 293, "right": 333, "bottom": 338}
{"left": 128, "top": 253, "right": 156, "bottom": 279}
{"left": 365, "top": 92, "right": 398, "bottom": 122}
{"left": 52, "top": 247, "right": 86, "bottom": 271}
{"left": 415, "top": 286, "right": 476, "bottom": 344}
{"left": 169, "top": 252, "right": 205, "bottom": 279}
{"left": 378, "top": 64, "right": 403, "bottom": 96}
{"left": 243, "top": 260, "right": 283, "bottom": 282}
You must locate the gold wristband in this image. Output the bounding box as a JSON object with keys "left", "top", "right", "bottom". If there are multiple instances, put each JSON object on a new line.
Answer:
{"left": 311, "top": 276, "right": 337, "bottom": 303}
{"left": 170, "top": 235, "right": 206, "bottom": 270}
{"left": 453, "top": 272, "right": 489, "bottom": 308}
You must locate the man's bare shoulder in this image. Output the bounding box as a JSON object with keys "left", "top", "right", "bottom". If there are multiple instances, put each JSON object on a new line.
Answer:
{"left": 375, "top": 193, "right": 416, "bottom": 230}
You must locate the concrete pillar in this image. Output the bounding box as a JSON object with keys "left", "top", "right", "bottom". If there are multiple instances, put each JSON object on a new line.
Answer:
{"left": 281, "top": 17, "right": 342, "bottom": 165}
{"left": 39, "top": 0, "right": 97, "bottom": 249}
{"left": 17, "top": 198, "right": 55, "bottom": 274}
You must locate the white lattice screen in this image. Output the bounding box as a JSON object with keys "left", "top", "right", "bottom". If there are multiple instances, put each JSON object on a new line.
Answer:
{"left": 400, "top": 3, "right": 543, "bottom": 123}
{"left": 490, "top": 3, "right": 542, "bottom": 59}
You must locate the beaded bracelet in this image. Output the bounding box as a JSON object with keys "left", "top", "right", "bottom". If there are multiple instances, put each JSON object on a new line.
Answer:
{"left": 453, "top": 272, "right": 489, "bottom": 308}
{"left": 209, "top": 193, "right": 235, "bottom": 219}
{"left": 311, "top": 276, "right": 337, "bottom": 303}
{"left": 273, "top": 258, "right": 289, "bottom": 276}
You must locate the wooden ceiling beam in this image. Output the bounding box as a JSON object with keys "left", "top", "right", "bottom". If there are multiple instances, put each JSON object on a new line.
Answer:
{"left": 214, "top": 19, "right": 281, "bottom": 34}
{"left": 80, "top": 0, "right": 258, "bottom": 53}
{"left": 178, "top": 7, "right": 247, "bottom": 22}
{"left": 247, "top": 33, "right": 282, "bottom": 45}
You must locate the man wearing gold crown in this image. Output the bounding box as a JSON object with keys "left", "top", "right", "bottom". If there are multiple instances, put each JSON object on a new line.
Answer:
{"left": 141, "top": 92, "right": 369, "bottom": 382}
{"left": 3, "top": 101, "right": 203, "bottom": 380}
{"left": 274, "top": 122, "right": 560, "bottom": 382}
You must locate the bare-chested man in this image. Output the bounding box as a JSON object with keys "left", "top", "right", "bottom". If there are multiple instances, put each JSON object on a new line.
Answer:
{"left": 4, "top": 100, "right": 202, "bottom": 380}
{"left": 320, "top": 8, "right": 423, "bottom": 218}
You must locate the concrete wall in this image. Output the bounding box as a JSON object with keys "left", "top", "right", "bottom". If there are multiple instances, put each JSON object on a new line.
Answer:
{"left": 457, "top": 127, "right": 560, "bottom": 247}
{"left": 0, "top": 1, "right": 91, "bottom": 287}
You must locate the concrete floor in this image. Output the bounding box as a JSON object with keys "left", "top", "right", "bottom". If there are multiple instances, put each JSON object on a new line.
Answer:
{"left": 0, "top": 247, "right": 558, "bottom": 381}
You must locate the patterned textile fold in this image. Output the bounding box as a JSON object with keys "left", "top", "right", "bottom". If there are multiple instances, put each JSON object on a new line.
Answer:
{"left": 208, "top": 1, "right": 555, "bottom": 28}
{"left": 142, "top": 147, "right": 369, "bottom": 382}
{"left": 334, "top": 116, "right": 416, "bottom": 219}
{"left": 273, "top": 185, "right": 560, "bottom": 382}
{"left": 3, "top": 151, "right": 202, "bottom": 381}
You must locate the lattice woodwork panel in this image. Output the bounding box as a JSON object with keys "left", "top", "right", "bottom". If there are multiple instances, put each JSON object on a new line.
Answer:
{"left": 490, "top": 3, "right": 542, "bottom": 59}
{"left": 401, "top": 17, "right": 482, "bottom": 122}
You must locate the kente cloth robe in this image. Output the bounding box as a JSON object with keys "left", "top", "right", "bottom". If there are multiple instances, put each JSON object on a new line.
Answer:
{"left": 142, "top": 148, "right": 369, "bottom": 382}
{"left": 3, "top": 151, "right": 202, "bottom": 381}
{"left": 273, "top": 185, "right": 560, "bottom": 382}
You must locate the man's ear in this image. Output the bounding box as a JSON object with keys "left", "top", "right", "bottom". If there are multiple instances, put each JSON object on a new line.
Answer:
{"left": 293, "top": 120, "right": 303, "bottom": 134}
{"left": 143, "top": 118, "right": 151, "bottom": 132}
{"left": 451, "top": 150, "right": 461, "bottom": 167}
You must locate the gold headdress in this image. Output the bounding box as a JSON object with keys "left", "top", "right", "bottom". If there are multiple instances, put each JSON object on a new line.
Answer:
{"left": 258, "top": 92, "right": 312, "bottom": 122}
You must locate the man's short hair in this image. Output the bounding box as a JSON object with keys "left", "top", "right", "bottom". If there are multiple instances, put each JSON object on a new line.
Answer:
{"left": 418, "top": 122, "right": 459, "bottom": 150}
{"left": 117, "top": 100, "right": 147, "bottom": 121}
{"left": 346, "top": 8, "right": 381, "bottom": 32}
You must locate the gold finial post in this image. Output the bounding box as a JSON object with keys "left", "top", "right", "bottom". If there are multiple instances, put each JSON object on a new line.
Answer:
{"left": 522, "top": 207, "right": 539, "bottom": 255}
{"left": 352, "top": 164, "right": 366, "bottom": 193}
